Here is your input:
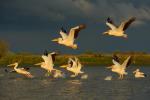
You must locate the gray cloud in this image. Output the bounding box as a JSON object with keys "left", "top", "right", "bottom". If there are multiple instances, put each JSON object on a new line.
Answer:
{"left": 72, "top": 0, "right": 150, "bottom": 26}
{"left": 2, "top": 0, "right": 150, "bottom": 25}
{"left": 1, "top": 0, "right": 150, "bottom": 53}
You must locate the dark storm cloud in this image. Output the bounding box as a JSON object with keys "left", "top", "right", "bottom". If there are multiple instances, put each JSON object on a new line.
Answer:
{"left": 1, "top": 0, "right": 150, "bottom": 26}
{"left": 1, "top": 0, "right": 150, "bottom": 53}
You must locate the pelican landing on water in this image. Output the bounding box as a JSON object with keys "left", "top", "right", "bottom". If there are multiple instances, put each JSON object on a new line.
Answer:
{"left": 52, "top": 24, "right": 86, "bottom": 49}
{"left": 35, "top": 51, "right": 64, "bottom": 78}
{"left": 34, "top": 51, "right": 57, "bottom": 73}
{"left": 133, "top": 69, "right": 147, "bottom": 78}
{"left": 103, "top": 17, "right": 136, "bottom": 38}
{"left": 107, "top": 55, "right": 131, "bottom": 79}
{"left": 60, "top": 57, "right": 84, "bottom": 78}
{"left": 7, "top": 62, "right": 33, "bottom": 78}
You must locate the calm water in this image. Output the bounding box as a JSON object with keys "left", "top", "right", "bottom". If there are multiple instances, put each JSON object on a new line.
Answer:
{"left": 0, "top": 66, "right": 150, "bottom": 100}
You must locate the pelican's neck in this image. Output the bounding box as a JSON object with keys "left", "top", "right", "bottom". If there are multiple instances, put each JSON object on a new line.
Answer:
{"left": 14, "top": 64, "right": 18, "bottom": 70}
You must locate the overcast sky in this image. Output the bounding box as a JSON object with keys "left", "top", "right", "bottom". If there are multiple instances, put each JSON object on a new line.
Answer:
{"left": 1, "top": 0, "right": 150, "bottom": 54}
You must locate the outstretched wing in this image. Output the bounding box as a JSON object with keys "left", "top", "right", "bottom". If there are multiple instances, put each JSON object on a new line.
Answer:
{"left": 51, "top": 53, "right": 57, "bottom": 62}
{"left": 68, "top": 58, "right": 74, "bottom": 67}
{"left": 112, "top": 54, "right": 120, "bottom": 63}
{"left": 119, "top": 17, "right": 136, "bottom": 30}
{"left": 60, "top": 27, "right": 68, "bottom": 40}
{"left": 42, "top": 55, "right": 49, "bottom": 64}
{"left": 112, "top": 59, "right": 121, "bottom": 66}
{"left": 68, "top": 24, "right": 86, "bottom": 40}
{"left": 121, "top": 56, "right": 131, "bottom": 69}
{"left": 106, "top": 17, "right": 117, "bottom": 30}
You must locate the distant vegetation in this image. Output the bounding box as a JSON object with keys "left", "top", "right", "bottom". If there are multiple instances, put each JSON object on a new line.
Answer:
{"left": 0, "top": 40, "right": 9, "bottom": 58}
{"left": 0, "top": 50, "right": 150, "bottom": 67}
{"left": 0, "top": 40, "right": 149, "bottom": 67}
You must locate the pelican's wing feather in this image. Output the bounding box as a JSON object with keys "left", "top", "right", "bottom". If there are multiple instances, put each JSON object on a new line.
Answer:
{"left": 121, "top": 56, "right": 131, "bottom": 69}
{"left": 60, "top": 31, "right": 68, "bottom": 40}
{"left": 112, "top": 54, "right": 120, "bottom": 63}
{"left": 68, "top": 58, "right": 74, "bottom": 67}
{"left": 119, "top": 17, "right": 136, "bottom": 30}
{"left": 50, "top": 53, "right": 57, "bottom": 62}
{"left": 42, "top": 55, "right": 48, "bottom": 62}
{"left": 106, "top": 22, "right": 116, "bottom": 30}
{"left": 112, "top": 59, "right": 121, "bottom": 66}
{"left": 42, "top": 55, "right": 50, "bottom": 64}
{"left": 68, "top": 24, "right": 86, "bottom": 40}
{"left": 107, "top": 17, "right": 114, "bottom": 24}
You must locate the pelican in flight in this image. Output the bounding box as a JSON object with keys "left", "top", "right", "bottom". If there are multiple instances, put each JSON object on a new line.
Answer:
{"left": 133, "top": 68, "right": 147, "bottom": 78}
{"left": 103, "top": 17, "right": 136, "bottom": 38}
{"left": 7, "top": 62, "right": 33, "bottom": 78}
{"left": 52, "top": 24, "right": 86, "bottom": 49}
{"left": 60, "top": 57, "right": 84, "bottom": 77}
{"left": 35, "top": 51, "right": 64, "bottom": 78}
{"left": 107, "top": 55, "right": 131, "bottom": 79}
{"left": 35, "top": 51, "right": 56, "bottom": 73}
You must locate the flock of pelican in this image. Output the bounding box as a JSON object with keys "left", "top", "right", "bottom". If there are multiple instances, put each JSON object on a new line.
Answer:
{"left": 5, "top": 17, "right": 147, "bottom": 80}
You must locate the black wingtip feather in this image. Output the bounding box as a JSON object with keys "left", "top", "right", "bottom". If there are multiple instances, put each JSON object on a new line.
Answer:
{"left": 61, "top": 27, "right": 67, "bottom": 33}
{"left": 44, "top": 50, "right": 48, "bottom": 56}
{"left": 112, "top": 54, "right": 120, "bottom": 63}
{"left": 126, "top": 56, "right": 132, "bottom": 67}
{"left": 107, "top": 17, "right": 113, "bottom": 24}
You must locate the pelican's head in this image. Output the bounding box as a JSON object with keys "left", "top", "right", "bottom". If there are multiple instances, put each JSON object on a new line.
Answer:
{"left": 60, "top": 64, "right": 68, "bottom": 68}
{"left": 52, "top": 38, "right": 62, "bottom": 43}
{"left": 71, "top": 44, "right": 78, "bottom": 49}
{"left": 103, "top": 31, "right": 109, "bottom": 35}
{"left": 7, "top": 62, "right": 18, "bottom": 67}
{"left": 106, "top": 65, "right": 113, "bottom": 69}
{"left": 34, "top": 62, "right": 44, "bottom": 66}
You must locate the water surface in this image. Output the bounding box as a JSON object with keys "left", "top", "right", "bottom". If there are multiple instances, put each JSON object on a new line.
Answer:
{"left": 0, "top": 66, "right": 150, "bottom": 100}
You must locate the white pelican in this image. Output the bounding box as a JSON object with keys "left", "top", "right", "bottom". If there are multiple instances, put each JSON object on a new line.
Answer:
{"left": 60, "top": 57, "right": 84, "bottom": 77}
{"left": 107, "top": 56, "right": 131, "bottom": 79}
{"left": 52, "top": 24, "right": 86, "bottom": 49}
{"left": 103, "top": 17, "right": 136, "bottom": 38}
{"left": 35, "top": 51, "right": 64, "bottom": 78}
{"left": 133, "top": 68, "right": 147, "bottom": 78}
{"left": 7, "top": 62, "right": 33, "bottom": 78}
{"left": 35, "top": 51, "right": 56, "bottom": 73}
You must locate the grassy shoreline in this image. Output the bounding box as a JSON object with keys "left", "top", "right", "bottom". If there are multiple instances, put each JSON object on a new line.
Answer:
{"left": 0, "top": 52, "right": 150, "bottom": 67}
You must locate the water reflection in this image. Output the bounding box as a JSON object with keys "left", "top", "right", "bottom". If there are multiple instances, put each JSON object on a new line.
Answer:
{"left": 67, "top": 79, "right": 82, "bottom": 85}
{"left": 0, "top": 67, "right": 150, "bottom": 100}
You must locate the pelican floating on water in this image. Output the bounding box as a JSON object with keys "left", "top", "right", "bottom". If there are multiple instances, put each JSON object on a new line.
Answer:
{"left": 7, "top": 62, "right": 33, "bottom": 78}
{"left": 35, "top": 51, "right": 64, "bottom": 78}
{"left": 52, "top": 24, "right": 86, "bottom": 49}
{"left": 103, "top": 17, "right": 136, "bottom": 38}
{"left": 107, "top": 55, "right": 131, "bottom": 79}
{"left": 133, "top": 68, "right": 147, "bottom": 78}
{"left": 60, "top": 57, "right": 84, "bottom": 77}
